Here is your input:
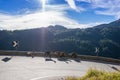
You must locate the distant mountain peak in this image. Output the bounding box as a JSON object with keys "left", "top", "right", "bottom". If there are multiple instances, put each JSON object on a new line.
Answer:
{"left": 47, "top": 25, "right": 67, "bottom": 30}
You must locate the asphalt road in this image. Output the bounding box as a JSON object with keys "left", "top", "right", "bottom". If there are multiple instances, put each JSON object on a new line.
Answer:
{"left": 0, "top": 56, "right": 119, "bottom": 80}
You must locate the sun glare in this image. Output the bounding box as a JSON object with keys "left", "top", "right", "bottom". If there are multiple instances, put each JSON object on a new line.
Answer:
{"left": 41, "top": 0, "right": 46, "bottom": 11}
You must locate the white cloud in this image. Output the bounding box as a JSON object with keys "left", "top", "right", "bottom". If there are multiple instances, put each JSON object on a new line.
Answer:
{"left": 0, "top": 0, "right": 87, "bottom": 30}
{"left": 1, "top": 0, "right": 110, "bottom": 30}
{"left": 0, "top": 7, "right": 88, "bottom": 30}
{"left": 0, "top": 0, "right": 90, "bottom": 30}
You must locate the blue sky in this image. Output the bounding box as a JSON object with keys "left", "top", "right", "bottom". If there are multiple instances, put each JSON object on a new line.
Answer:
{"left": 0, "top": 0, "right": 119, "bottom": 30}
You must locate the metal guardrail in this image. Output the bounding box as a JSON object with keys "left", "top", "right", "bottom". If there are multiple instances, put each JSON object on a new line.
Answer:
{"left": 0, "top": 50, "right": 120, "bottom": 64}
{"left": 0, "top": 50, "right": 45, "bottom": 56}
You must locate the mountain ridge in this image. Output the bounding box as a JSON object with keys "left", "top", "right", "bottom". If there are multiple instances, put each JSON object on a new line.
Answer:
{"left": 94, "top": 19, "right": 120, "bottom": 28}
{"left": 0, "top": 19, "right": 120, "bottom": 59}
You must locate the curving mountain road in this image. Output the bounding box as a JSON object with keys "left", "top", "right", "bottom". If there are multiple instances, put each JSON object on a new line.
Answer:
{"left": 0, "top": 56, "right": 119, "bottom": 80}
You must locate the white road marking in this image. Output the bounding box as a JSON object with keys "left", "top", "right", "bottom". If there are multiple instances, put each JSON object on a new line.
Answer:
{"left": 30, "top": 76, "right": 61, "bottom": 80}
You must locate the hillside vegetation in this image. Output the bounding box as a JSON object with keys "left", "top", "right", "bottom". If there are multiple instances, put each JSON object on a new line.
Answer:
{"left": 66, "top": 69, "right": 120, "bottom": 80}
{"left": 0, "top": 20, "right": 120, "bottom": 59}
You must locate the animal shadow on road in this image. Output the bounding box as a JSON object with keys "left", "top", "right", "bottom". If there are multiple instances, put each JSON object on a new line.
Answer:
{"left": 107, "top": 64, "right": 120, "bottom": 72}
{"left": 57, "top": 58, "right": 71, "bottom": 64}
{"left": 2, "top": 56, "right": 13, "bottom": 62}
{"left": 73, "top": 58, "right": 81, "bottom": 63}
{"left": 111, "top": 66, "right": 120, "bottom": 72}
{"left": 45, "top": 57, "right": 56, "bottom": 63}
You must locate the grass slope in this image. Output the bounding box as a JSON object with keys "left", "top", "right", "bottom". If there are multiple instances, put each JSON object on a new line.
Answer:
{"left": 66, "top": 69, "right": 120, "bottom": 80}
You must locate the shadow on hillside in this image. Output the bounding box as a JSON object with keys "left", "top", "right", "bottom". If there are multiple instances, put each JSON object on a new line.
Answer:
{"left": 2, "top": 56, "right": 13, "bottom": 62}
{"left": 57, "top": 57, "right": 71, "bottom": 64}
{"left": 45, "top": 57, "right": 56, "bottom": 63}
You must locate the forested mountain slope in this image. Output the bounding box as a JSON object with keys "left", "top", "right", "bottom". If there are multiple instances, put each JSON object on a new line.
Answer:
{"left": 0, "top": 20, "right": 120, "bottom": 59}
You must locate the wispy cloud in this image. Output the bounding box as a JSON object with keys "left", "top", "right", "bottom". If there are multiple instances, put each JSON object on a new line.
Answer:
{"left": 65, "top": 0, "right": 77, "bottom": 10}
{"left": 46, "top": 4, "right": 70, "bottom": 11}
{"left": 94, "top": 0, "right": 120, "bottom": 18}
{"left": 65, "top": 0, "right": 85, "bottom": 12}
{"left": 76, "top": 0, "right": 91, "bottom": 3}
{"left": 77, "top": 0, "right": 120, "bottom": 18}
